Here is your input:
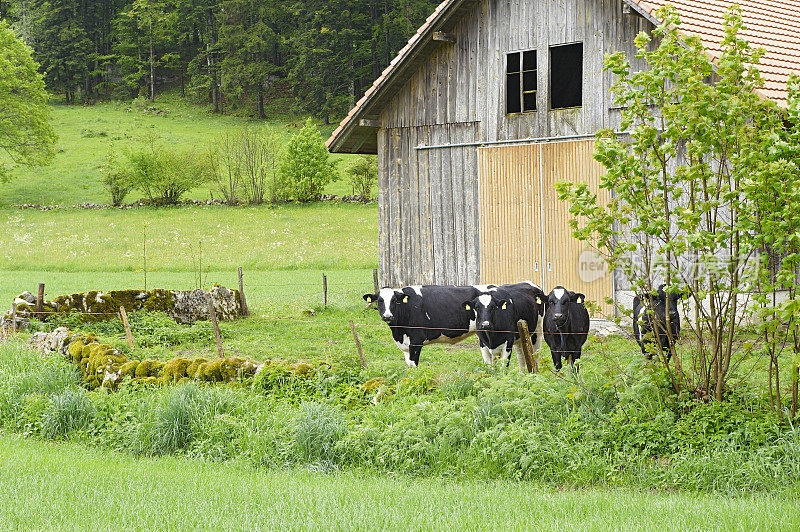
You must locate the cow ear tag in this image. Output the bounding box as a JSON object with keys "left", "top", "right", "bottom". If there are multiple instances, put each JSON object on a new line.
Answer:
{"left": 465, "top": 304, "right": 471, "bottom": 310}
{"left": 501, "top": 302, "right": 507, "bottom": 310}
{"left": 536, "top": 297, "right": 542, "bottom": 305}
{"left": 403, "top": 295, "right": 409, "bottom": 303}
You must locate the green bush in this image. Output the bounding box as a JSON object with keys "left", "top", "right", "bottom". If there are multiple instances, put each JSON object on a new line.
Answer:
{"left": 102, "top": 149, "right": 132, "bottom": 206}
{"left": 346, "top": 156, "right": 377, "bottom": 199}
{"left": 279, "top": 119, "right": 338, "bottom": 202}
{"left": 126, "top": 146, "right": 212, "bottom": 205}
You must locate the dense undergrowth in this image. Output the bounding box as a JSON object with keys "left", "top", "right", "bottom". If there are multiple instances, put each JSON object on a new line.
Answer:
{"left": 1, "top": 339, "right": 798, "bottom": 495}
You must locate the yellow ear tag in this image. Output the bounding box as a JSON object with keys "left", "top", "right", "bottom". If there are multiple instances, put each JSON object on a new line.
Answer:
{"left": 403, "top": 295, "right": 409, "bottom": 303}
{"left": 501, "top": 302, "right": 507, "bottom": 310}
{"left": 536, "top": 297, "right": 542, "bottom": 305}
{"left": 465, "top": 304, "right": 471, "bottom": 310}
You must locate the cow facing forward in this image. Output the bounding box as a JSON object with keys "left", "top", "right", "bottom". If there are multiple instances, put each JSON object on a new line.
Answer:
{"left": 463, "top": 282, "right": 545, "bottom": 365}
{"left": 363, "top": 285, "right": 493, "bottom": 367}
{"left": 542, "top": 286, "right": 590, "bottom": 371}
{"left": 632, "top": 284, "right": 683, "bottom": 361}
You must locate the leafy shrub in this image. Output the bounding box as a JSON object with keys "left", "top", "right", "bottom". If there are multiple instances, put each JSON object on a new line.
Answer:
{"left": 40, "top": 390, "right": 94, "bottom": 439}
{"left": 126, "top": 146, "right": 212, "bottom": 205}
{"left": 209, "top": 127, "right": 281, "bottom": 205}
{"left": 346, "top": 156, "right": 377, "bottom": 198}
{"left": 279, "top": 119, "right": 338, "bottom": 202}
{"left": 102, "top": 149, "right": 132, "bottom": 206}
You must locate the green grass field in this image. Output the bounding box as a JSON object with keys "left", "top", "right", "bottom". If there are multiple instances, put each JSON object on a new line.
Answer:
{"left": 1, "top": 92, "right": 359, "bottom": 206}
{"left": 0, "top": 433, "right": 796, "bottom": 531}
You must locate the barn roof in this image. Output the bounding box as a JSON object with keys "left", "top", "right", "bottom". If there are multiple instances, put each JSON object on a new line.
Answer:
{"left": 326, "top": 0, "right": 800, "bottom": 154}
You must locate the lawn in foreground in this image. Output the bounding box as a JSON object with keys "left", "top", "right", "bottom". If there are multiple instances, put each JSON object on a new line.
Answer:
{"left": 0, "top": 434, "right": 795, "bottom": 532}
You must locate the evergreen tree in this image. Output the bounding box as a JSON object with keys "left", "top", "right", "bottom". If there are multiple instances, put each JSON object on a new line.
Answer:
{"left": 217, "top": 0, "right": 286, "bottom": 117}
{"left": 27, "top": 0, "right": 93, "bottom": 102}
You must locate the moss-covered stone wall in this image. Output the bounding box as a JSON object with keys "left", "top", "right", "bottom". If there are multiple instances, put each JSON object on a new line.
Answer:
{"left": 3, "top": 285, "right": 242, "bottom": 327}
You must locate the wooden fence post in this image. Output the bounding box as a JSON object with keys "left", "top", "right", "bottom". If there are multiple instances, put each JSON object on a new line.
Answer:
{"left": 238, "top": 267, "right": 250, "bottom": 317}
{"left": 373, "top": 268, "right": 379, "bottom": 294}
{"left": 11, "top": 302, "right": 17, "bottom": 334}
{"left": 205, "top": 292, "right": 224, "bottom": 358}
{"left": 37, "top": 283, "right": 45, "bottom": 316}
{"left": 517, "top": 320, "right": 535, "bottom": 373}
{"left": 323, "top": 273, "right": 328, "bottom": 308}
{"left": 119, "top": 306, "right": 135, "bottom": 350}
{"left": 349, "top": 320, "right": 367, "bottom": 368}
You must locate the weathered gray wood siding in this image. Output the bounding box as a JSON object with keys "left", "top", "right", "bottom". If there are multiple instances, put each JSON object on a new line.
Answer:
{"left": 379, "top": 123, "right": 481, "bottom": 286}
{"left": 378, "top": 0, "right": 655, "bottom": 287}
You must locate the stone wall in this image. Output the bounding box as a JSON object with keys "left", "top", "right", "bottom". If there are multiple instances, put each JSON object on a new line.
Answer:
{"left": 3, "top": 285, "right": 243, "bottom": 329}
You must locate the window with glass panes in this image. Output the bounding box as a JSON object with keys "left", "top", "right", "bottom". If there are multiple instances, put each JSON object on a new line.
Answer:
{"left": 506, "top": 50, "right": 537, "bottom": 114}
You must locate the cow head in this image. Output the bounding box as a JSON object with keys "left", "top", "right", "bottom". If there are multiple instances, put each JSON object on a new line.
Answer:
{"left": 546, "top": 286, "right": 585, "bottom": 327}
{"left": 644, "top": 284, "right": 684, "bottom": 324}
{"left": 464, "top": 293, "right": 511, "bottom": 332}
{"left": 363, "top": 287, "right": 410, "bottom": 324}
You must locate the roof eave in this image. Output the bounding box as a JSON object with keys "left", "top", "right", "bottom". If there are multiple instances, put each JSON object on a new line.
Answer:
{"left": 327, "top": 0, "right": 475, "bottom": 153}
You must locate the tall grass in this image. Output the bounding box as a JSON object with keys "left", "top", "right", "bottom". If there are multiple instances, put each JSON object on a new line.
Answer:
{"left": 40, "top": 390, "right": 94, "bottom": 440}
{"left": 0, "top": 433, "right": 797, "bottom": 531}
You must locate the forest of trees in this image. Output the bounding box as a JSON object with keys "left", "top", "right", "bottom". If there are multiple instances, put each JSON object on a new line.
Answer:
{"left": 0, "top": 0, "right": 438, "bottom": 122}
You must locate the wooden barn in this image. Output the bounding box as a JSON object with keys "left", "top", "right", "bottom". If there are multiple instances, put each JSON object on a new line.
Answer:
{"left": 326, "top": 0, "right": 798, "bottom": 313}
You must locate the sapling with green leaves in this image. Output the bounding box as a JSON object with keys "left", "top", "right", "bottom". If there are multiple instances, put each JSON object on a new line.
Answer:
{"left": 280, "top": 119, "right": 339, "bottom": 202}
{"left": 557, "top": 7, "right": 793, "bottom": 401}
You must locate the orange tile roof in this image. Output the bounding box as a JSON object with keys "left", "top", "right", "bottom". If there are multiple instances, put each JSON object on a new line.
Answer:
{"left": 327, "top": 0, "right": 800, "bottom": 151}
{"left": 635, "top": 0, "right": 800, "bottom": 106}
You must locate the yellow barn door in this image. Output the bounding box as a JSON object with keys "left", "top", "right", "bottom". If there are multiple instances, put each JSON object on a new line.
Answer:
{"left": 478, "top": 139, "right": 614, "bottom": 317}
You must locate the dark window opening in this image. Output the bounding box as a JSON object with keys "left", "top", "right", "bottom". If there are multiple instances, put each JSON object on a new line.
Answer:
{"left": 549, "top": 43, "right": 583, "bottom": 109}
{"left": 506, "top": 50, "right": 537, "bottom": 114}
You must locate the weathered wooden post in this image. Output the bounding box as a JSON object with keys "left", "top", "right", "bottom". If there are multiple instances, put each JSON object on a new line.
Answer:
{"left": 37, "top": 283, "right": 45, "bottom": 316}
{"left": 205, "top": 292, "right": 224, "bottom": 358}
{"left": 517, "top": 319, "right": 535, "bottom": 373}
{"left": 517, "top": 320, "right": 539, "bottom": 373}
{"left": 323, "top": 273, "right": 328, "bottom": 308}
{"left": 349, "top": 320, "right": 367, "bottom": 368}
{"left": 238, "top": 267, "right": 250, "bottom": 317}
{"left": 11, "top": 302, "right": 17, "bottom": 334}
{"left": 373, "top": 268, "right": 379, "bottom": 294}
{"left": 119, "top": 306, "right": 135, "bottom": 350}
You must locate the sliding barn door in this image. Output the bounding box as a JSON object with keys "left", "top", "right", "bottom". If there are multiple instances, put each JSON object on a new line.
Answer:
{"left": 477, "top": 139, "right": 614, "bottom": 317}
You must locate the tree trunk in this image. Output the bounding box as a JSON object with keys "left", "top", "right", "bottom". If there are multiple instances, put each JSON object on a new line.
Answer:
{"left": 149, "top": 15, "right": 155, "bottom": 102}
{"left": 257, "top": 85, "right": 265, "bottom": 119}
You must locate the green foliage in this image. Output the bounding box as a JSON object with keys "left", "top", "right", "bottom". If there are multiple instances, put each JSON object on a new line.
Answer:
{"left": 279, "top": 119, "right": 339, "bottom": 202}
{"left": 24, "top": 0, "right": 93, "bottom": 104}
{"left": 0, "top": 20, "right": 57, "bottom": 182}
{"left": 1, "top": 337, "right": 799, "bottom": 494}
{"left": 209, "top": 127, "right": 282, "bottom": 205}
{"left": 125, "top": 145, "right": 212, "bottom": 205}
{"left": 293, "top": 402, "right": 347, "bottom": 463}
{"left": 556, "top": 7, "right": 796, "bottom": 401}
{"left": 40, "top": 389, "right": 94, "bottom": 440}
{"left": 101, "top": 149, "right": 132, "bottom": 206}
{"left": 346, "top": 155, "right": 377, "bottom": 198}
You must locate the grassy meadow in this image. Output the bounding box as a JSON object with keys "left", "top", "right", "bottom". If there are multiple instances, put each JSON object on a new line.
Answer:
{"left": 1, "top": 92, "right": 359, "bottom": 206}
{"left": 1, "top": 433, "right": 796, "bottom": 532}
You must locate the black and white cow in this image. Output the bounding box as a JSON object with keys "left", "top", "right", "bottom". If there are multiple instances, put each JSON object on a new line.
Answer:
{"left": 363, "top": 284, "right": 496, "bottom": 367}
{"left": 632, "top": 284, "right": 683, "bottom": 361}
{"left": 463, "top": 282, "right": 546, "bottom": 365}
{"left": 542, "top": 286, "right": 590, "bottom": 371}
